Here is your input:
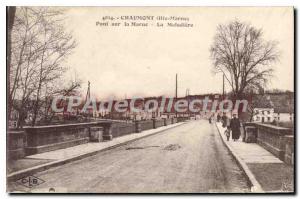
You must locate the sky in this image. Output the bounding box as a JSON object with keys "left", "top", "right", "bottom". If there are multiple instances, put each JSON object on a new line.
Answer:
{"left": 62, "top": 7, "right": 294, "bottom": 99}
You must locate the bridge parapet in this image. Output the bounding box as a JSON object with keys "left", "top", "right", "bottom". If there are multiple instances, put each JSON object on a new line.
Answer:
{"left": 8, "top": 118, "right": 181, "bottom": 159}
{"left": 153, "top": 119, "right": 164, "bottom": 129}
{"left": 23, "top": 121, "right": 112, "bottom": 156}
{"left": 253, "top": 123, "right": 293, "bottom": 163}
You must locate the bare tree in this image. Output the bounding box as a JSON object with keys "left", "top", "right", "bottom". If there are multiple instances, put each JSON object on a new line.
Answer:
{"left": 7, "top": 7, "right": 16, "bottom": 121}
{"left": 9, "top": 7, "right": 77, "bottom": 127}
{"left": 42, "top": 78, "right": 82, "bottom": 124}
{"left": 210, "top": 20, "right": 279, "bottom": 103}
{"left": 30, "top": 8, "right": 77, "bottom": 126}
{"left": 10, "top": 7, "right": 44, "bottom": 127}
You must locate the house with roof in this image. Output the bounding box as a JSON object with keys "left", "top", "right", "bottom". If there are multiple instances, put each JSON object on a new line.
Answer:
{"left": 269, "top": 93, "right": 294, "bottom": 122}
{"left": 251, "top": 92, "right": 294, "bottom": 123}
{"left": 252, "top": 95, "right": 274, "bottom": 123}
{"left": 273, "top": 107, "right": 293, "bottom": 122}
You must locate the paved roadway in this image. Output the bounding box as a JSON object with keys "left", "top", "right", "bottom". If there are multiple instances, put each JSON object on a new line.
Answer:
{"left": 10, "top": 120, "right": 250, "bottom": 193}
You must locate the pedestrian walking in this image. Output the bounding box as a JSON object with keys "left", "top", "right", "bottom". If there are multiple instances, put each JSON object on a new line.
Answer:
{"left": 217, "top": 113, "right": 221, "bottom": 122}
{"left": 224, "top": 126, "right": 231, "bottom": 141}
{"left": 221, "top": 112, "right": 228, "bottom": 128}
{"left": 229, "top": 113, "right": 241, "bottom": 141}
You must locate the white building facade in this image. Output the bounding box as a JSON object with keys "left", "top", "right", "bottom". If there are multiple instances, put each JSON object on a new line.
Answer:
{"left": 253, "top": 108, "right": 275, "bottom": 123}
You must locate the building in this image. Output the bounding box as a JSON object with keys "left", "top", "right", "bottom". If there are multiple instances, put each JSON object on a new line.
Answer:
{"left": 252, "top": 92, "right": 294, "bottom": 123}
{"left": 269, "top": 92, "right": 294, "bottom": 122}
{"left": 252, "top": 95, "right": 274, "bottom": 123}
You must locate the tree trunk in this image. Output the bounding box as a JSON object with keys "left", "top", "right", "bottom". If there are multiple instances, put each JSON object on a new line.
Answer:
{"left": 7, "top": 7, "right": 16, "bottom": 121}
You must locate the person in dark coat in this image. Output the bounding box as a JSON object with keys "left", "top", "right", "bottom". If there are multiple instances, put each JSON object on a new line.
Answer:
{"left": 221, "top": 112, "right": 228, "bottom": 128}
{"left": 217, "top": 113, "right": 221, "bottom": 122}
{"left": 229, "top": 113, "right": 241, "bottom": 141}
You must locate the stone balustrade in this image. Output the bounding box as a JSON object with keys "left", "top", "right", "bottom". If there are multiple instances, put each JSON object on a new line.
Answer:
{"left": 153, "top": 119, "right": 164, "bottom": 129}
{"left": 138, "top": 120, "right": 154, "bottom": 131}
{"left": 111, "top": 122, "right": 135, "bottom": 137}
{"left": 164, "top": 118, "right": 172, "bottom": 126}
{"left": 24, "top": 121, "right": 112, "bottom": 155}
{"left": 8, "top": 118, "right": 182, "bottom": 158}
{"left": 177, "top": 117, "right": 189, "bottom": 122}
{"left": 172, "top": 118, "right": 177, "bottom": 124}
{"left": 255, "top": 123, "right": 293, "bottom": 161}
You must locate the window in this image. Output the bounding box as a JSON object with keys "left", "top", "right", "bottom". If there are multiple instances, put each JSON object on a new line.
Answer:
{"left": 256, "top": 116, "right": 260, "bottom": 121}
{"left": 262, "top": 111, "right": 265, "bottom": 115}
{"left": 268, "top": 117, "right": 271, "bottom": 121}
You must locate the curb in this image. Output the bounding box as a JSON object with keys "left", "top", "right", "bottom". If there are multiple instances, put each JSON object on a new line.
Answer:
{"left": 7, "top": 122, "right": 186, "bottom": 182}
{"left": 214, "top": 122, "right": 264, "bottom": 193}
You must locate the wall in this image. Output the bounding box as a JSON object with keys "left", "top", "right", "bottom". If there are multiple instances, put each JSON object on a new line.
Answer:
{"left": 139, "top": 120, "right": 154, "bottom": 131}
{"left": 172, "top": 118, "right": 178, "bottom": 124}
{"left": 7, "top": 130, "right": 26, "bottom": 159}
{"left": 164, "top": 118, "right": 172, "bottom": 126}
{"left": 153, "top": 119, "right": 164, "bottom": 128}
{"left": 274, "top": 112, "right": 294, "bottom": 122}
{"left": 284, "top": 135, "right": 294, "bottom": 165}
{"left": 25, "top": 123, "right": 92, "bottom": 155}
{"left": 253, "top": 108, "right": 274, "bottom": 123}
{"left": 8, "top": 118, "right": 183, "bottom": 158}
{"left": 255, "top": 123, "right": 293, "bottom": 162}
{"left": 177, "top": 117, "right": 189, "bottom": 122}
{"left": 111, "top": 122, "right": 135, "bottom": 137}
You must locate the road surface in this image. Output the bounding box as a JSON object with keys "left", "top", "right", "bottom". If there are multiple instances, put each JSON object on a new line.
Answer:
{"left": 9, "top": 120, "right": 250, "bottom": 193}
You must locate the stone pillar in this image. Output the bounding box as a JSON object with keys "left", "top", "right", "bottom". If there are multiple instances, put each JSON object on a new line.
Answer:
{"left": 172, "top": 118, "right": 177, "bottom": 124}
{"left": 244, "top": 126, "right": 257, "bottom": 143}
{"left": 8, "top": 131, "right": 25, "bottom": 159}
{"left": 135, "top": 121, "right": 142, "bottom": 133}
{"left": 163, "top": 118, "right": 167, "bottom": 126}
{"left": 102, "top": 123, "right": 113, "bottom": 141}
{"left": 284, "top": 135, "right": 294, "bottom": 165}
{"left": 152, "top": 119, "right": 157, "bottom": 129}
{"left": 89, "top": 127, "right": 104, "bottom": 142}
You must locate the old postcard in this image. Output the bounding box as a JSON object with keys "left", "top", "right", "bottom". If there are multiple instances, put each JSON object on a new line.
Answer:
{"left": 6, "top": 6, "right": 294, "bottom": 193}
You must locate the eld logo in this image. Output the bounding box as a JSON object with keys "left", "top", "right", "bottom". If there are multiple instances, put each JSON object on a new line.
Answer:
{"left": 17, "top": 176, "right": 45, "bottom": 188}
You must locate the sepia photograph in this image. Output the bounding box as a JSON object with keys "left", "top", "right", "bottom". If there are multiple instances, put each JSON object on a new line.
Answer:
{"left": 6, "top": 6, "right": 295, "bottom": 193}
